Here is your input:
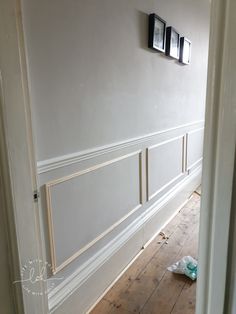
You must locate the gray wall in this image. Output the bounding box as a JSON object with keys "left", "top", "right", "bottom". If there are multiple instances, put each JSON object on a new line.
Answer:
{"left": 22, "top": 0, "right": 209, "bottom": 161}
{"left": 21, "top": 0, "right": 209, "bottom": 312}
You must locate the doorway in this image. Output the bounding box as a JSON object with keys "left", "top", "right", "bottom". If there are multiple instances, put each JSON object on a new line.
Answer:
{"left": 1, "top": 0, "right": 236, "bottom": 314}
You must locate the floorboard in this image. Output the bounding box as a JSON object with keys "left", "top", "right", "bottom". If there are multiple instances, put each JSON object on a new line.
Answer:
{"left": 90, "top": 190, "right": 200, "bottom": 314}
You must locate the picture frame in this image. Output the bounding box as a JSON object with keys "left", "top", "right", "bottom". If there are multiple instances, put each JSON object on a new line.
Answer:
{"left": 165, "top": 26, "right": 180, "bottom": 59}
{"left": 179, "top": 37, "right": 191, "bottom": 64}
{"left": 148, "top": 13, "right": 166, "bottom": 53}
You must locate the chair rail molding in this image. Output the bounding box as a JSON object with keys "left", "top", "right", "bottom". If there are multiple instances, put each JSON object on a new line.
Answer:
{"left": 37, "top": 120, "right": 204, "bottom": 174}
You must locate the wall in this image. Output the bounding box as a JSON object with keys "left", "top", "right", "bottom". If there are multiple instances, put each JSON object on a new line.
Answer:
{"left": 22, "top": 0, "right": 209, "bottom": 161}
{"left": 21, "top": 0, "right": 209, "bottom": 313}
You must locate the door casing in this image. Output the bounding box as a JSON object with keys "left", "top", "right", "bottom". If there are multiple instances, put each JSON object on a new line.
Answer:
{"left": 0, "top": 0, "right": 235, "bottom": 313}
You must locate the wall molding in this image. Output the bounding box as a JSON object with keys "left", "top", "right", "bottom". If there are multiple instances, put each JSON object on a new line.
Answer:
{"left": 46, "top": 151, "right": 143, "bottom": 274}
{"left": 146, "top": 135, "right": 186, "bottom": 201}
{"left": 38, "top": 121, "right": 204, "bottom": 174}
{"left": 187, "top": 157, "right": 203, "bottom": 172}
{"left": 187, "top": 127, "right": 204, "bottom": 136}
{"left": 48, "top": 165, "right": 202, "bottom": 313}
{"left": 186, "top": 127, "right": 204, "bottom": 171}
{"left": 148, "top": 173, "right": 185, "bottom": 201}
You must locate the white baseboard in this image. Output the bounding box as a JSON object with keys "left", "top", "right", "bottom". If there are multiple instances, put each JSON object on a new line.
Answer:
{"left": 49, "top": 167, "right": 201, "bottom": 314}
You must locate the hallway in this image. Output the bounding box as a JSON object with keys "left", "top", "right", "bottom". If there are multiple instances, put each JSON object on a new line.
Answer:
{"left": 91, "top": 190, "right": 200, "bottom": 314}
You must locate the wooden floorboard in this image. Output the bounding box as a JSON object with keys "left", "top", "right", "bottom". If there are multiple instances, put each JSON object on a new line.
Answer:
{"left": 90, "top": 191, "right": 200, "bottom": 314}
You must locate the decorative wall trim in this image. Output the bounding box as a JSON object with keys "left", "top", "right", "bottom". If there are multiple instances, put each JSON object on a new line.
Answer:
{"left": 46, "top": 151, "right": 143, "bottom": 274}
{"left": 187, "top": 157, "right": 203, "bottom": 172}
{"left": 146, "top": 135, "right": 185, "bottom": 201}
{"left": 187, "top": 127, "right": 204, "bottom": 135}
{"left": 38, "top": 120, "right": 204, "bottom": 174}
{"left": 186, "top": 127, "right": 204, "bottom": 171}
{"left": 48, "top": 166, "right": 202, "bottom": 313}
{"left": 183, "top": 134, "right": 188, "bottom": 173}
{"left": 148, "top": 173, "right": 185, "bottom": 201}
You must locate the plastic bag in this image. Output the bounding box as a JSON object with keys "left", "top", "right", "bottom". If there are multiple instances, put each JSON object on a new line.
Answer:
{"left": 167, "top": 256, "right": 198, "bottom": 280}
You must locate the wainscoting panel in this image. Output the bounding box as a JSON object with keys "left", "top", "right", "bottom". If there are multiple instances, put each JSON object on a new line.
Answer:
{"left": 37, "top": 121, "right": 205, "bottom": 313}
{"left": 147, "top": 136, "right": 185, "bottom": 201}
{"left": 186, "top": 128, "right": 204, "bottom": 171}
{"left": 46, "top": 151, "right": 142, "bottom": 274}
{"left": 49, "top": 167, "right": 202, "bottom": 314}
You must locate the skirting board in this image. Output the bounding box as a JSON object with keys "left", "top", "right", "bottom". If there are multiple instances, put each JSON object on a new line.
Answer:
{"left": 49, "top": 167, "right": 202, "bottom": 314}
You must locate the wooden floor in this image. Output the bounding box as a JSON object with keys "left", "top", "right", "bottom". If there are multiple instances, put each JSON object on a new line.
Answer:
{"left": 90, "top": 190, "right": 201, "bottom": 314}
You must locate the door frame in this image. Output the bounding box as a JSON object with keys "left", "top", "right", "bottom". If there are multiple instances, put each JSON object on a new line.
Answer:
{"left": 0, "top": 0, "right": 48, "bottom": 313}
{"left": 196, "top": 0, "right": 236, "bottom": 313}
{"left": 0, "top": 0, "right": 235, "bottom": 313}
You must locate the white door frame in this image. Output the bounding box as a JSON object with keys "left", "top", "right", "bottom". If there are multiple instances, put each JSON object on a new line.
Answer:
{"left": 0, "top": 0, "right": 235, "bottom": 313}
{"left": 196, "top": 0, "right": 236, "bottom": 313}
{"left": 0, "top": 0, "right": 48, "bottom": 313}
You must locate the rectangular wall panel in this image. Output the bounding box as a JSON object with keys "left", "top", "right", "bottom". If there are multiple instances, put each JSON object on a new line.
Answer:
{"left": 46, "top": 152, "right": 142, "bottom": 273}
{"left": 147, "top": 136, "right": 185, "bottom": 200}
{"left": 40, "top": 122, "right": 204, "bottom": 312}
{"left": 187, "top": 128, "right": 204, "bottom": 171}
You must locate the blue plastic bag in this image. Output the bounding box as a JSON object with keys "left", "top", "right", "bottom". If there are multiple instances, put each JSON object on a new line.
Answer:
{"left": 167, "top": 256, "right": 198, "bottom": 280}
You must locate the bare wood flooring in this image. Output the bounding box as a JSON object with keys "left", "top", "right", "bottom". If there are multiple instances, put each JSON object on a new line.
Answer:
{"left": 90, "top": 191, "right": 200, "bottom": 314}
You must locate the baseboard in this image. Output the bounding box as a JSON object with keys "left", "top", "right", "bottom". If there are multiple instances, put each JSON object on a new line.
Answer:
{"left": 49, "top": 167, "right": 201, "bottom": 314}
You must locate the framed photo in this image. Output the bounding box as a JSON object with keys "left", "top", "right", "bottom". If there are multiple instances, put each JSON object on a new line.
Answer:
{"left": 179, "top": 37, "right": 191, "bottom": 64}
{"left": 148, "top": 13, "right": 166, "bottom": 53}
{"left": 165, "top": 26, "right": 180, "bottom": 59}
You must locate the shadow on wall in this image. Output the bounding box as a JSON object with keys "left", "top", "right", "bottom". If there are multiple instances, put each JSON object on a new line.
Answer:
{"left": 136, "top": 10, "right": 150, "bottom": 52}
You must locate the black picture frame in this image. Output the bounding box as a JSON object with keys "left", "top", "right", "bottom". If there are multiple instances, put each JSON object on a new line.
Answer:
{"left": 148, "top": 13, "right": 166, "bottom": 53}
{"left": 179, "top": 37, "right": 191, "bottom": 64}
{"left": 165, "top": 26, "right": 180, "bottom": 59}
